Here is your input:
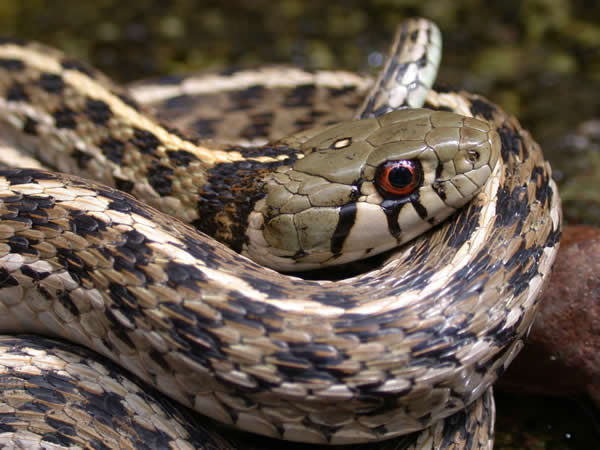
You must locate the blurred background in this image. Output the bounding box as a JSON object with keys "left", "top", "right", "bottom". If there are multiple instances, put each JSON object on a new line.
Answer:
{"left": 1, "top": 1, "right": 599, "bottom": 448}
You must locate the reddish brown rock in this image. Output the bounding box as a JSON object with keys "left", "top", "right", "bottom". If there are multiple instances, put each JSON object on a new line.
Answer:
{"left": 500, "top": 225, "right": 600, "bottom": 405}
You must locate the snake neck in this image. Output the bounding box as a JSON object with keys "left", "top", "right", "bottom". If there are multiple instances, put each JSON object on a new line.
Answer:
{"left": 193, "top": 143, "right": 302, "bottom": 252}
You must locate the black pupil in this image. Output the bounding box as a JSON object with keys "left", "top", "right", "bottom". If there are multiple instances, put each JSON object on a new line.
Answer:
{"left": 388, "top": 166, "right": 413, "bottom": 188}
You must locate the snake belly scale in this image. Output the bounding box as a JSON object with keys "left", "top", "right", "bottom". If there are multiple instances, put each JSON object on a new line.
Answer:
{"left": 0, "top": 18, "right": 560, "bottom": 449}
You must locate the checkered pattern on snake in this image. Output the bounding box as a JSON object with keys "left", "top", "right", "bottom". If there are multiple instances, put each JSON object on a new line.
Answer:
{"left": 0, "top": 18, "right": 560, "bottom": 449}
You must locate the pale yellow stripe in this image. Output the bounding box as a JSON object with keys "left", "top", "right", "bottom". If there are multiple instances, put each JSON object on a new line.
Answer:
{"left": 0, "top": 44, "right": 290, "bottom": 166}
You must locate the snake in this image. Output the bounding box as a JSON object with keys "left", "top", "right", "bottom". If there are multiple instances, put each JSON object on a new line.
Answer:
{"left": 0, "top": 18, "right": 561, "bottom": 449}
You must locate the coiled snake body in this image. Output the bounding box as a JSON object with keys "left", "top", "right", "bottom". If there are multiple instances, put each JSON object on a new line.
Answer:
{"left": 0, "top": 19, "right": 561, "bottom": 449}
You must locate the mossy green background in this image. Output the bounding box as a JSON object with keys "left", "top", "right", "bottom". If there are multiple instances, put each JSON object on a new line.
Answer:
{"left": 0, "top": 0, "right": 599, "bottom": 448}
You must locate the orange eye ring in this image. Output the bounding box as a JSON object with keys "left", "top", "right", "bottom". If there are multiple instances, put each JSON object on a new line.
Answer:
{"left": 375, "top": 160, "right": 422, "bottom": 197}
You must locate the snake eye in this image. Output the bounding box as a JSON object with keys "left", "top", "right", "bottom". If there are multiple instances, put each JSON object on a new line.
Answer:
{"left": 375, "top": 160, "right": 422, "bottom": 197}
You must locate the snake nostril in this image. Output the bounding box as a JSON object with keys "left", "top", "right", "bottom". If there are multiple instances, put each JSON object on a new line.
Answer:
{"left": 467, "top": 149, "right": 480, "bottom": 163}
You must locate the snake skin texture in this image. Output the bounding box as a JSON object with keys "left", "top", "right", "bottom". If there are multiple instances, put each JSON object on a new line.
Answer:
{"left": 0, "top": 19, "right": 560, "bottom": 449}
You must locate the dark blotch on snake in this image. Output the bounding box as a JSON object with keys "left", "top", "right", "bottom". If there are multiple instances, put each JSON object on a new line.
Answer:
{"left": 0, "top": 268, "right": 19, "bottom": 287}
{"left": 532, "top": 165, "right": 551, "bottom": 205}
{"left": 508, "top": 245, "right": 544, "bottom": 297}
{"left": 444, "top": 205, "right": 482, "bottom": 249}
{"left": 86, "top": 390, "right": 129, "bottom": 425}
{"left": 545, "top": 224, "right": 562, "bottom": 250}
{"left": 498, "top": 125, "right": 526, "bottom": 161}
{"left": 71, "top": 212, "right": 102, "bottom": 234}
{"left": 170, "top": 325, "right": 223, "bottom": 361}
{"left": 8, "top": 235, "right": 31, "bottom": 254}
{"left": 7, "top": 168, "right": 58, "bottom": 182}
{"left": 166, "top": 261, "right": 207, "bottom": 286}
{"left": 131, "top": 128, "right": 162, "bottom": 154}
{"left": 37, "top": 286, "right": 53, "bottom": 301}
{"left": 495, "top": 184, "right": 529, "bottom": 233}
{"left": 55, "top": 248, "right": 88, "bottom": 284}
{"left": 84, "top": 98, "right": 113, "bottom": 125}
{"left": 0, "top": 58, "right": 25, "bottom": 71}
{"left": 20, "top": 265, "right": 50, "bottom": 281}
{"left": 46, "top": 416, "right": 77, "bottom": 437}
{"left": 71, "top": 149, "right": 93, "bottom": 168}
{"left": 45, "top": 371, "right": 78, "bottom": 393}
{"left": 283, "top": 84, "right": 316, "bottom": 108}
{"left": 38, "top": 73, "right": 65, "bottom": 93}
{"left": 229, "top": 84, "right": 265, "bottom": 110}
{"left": 328, "top": 86, "right": 358, "bottom": 97}
{"left": 469, "top": 98, "right": 498, "bottom": 121}
{"left": 101, "top": 229, "right": 152, "bottom": 276}
{"left": 240, "top": 112, "right": 274, "bottom": 140}
{"left": 5, "top": 81, "right": 28, "bottom": 101}
{"left": 166, "top": 149, "right": 199, "bottom": 167}
{"left": 111, "top": 247, "right": 139, "bottom": 272}
{"left": 114, "top": 177, "right": 134, "bottom": 193}
{"left": 16, "top": 197, "right": 42, "bottom": 213}
{"left": 191, "top": 118, "right": 219, "bottom": 137}
{"left": 19, "top": 401, "right": 51, "bottom": 414}
{"left": 53, "top": 106, "right": 77, "bottom": 129}
{"left": 103, "top": 190, "right": 154, "bottom": 220}
{"left": 23, "top": 116, "right": 38, "bottom": 135}
{"left": 26, "top": 383, "right": 65, "bottom": 404}
{"left": 291, "top": 342, "right": 342, "bottom": 366}
{"left": 98, "top": 136, "right": 126, "bottom": 163}
{"left": 147, "top": 163, "right": 173, "bottom": 196}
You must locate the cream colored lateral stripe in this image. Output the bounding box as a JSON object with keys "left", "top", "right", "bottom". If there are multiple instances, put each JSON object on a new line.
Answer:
{"left": 130, "top": 67, "right": 375, "bottom": 104}
{"left": 0, "top": 44, "right": 277, "bottom": 165}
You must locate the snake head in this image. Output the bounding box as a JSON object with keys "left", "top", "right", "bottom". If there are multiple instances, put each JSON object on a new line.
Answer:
{"left": 245, "top": 108, "right": 500, "bottom": 271}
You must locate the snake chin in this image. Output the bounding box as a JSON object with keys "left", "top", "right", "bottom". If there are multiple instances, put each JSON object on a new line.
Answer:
{"left": 244, "top": 192, "right": 446, "bottom": 272}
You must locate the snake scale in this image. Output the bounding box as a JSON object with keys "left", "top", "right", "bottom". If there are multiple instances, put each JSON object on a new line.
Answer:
{"left": 0, "top": 18, "right": 561, "bottom": 449}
